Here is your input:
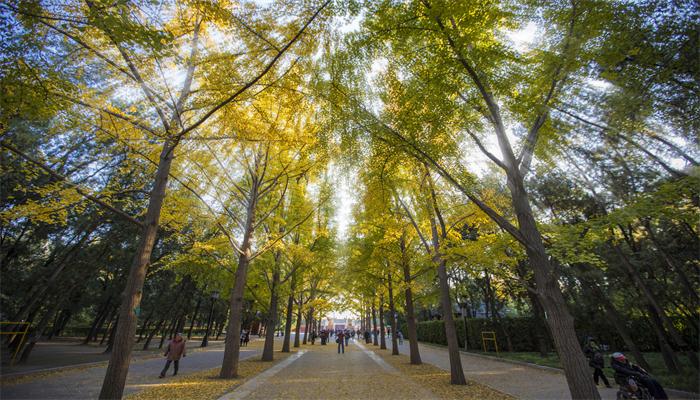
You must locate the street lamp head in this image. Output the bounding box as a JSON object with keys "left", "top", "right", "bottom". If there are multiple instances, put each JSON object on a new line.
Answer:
{"left": 211, "top": 291, "right": 220, "bottom": 299}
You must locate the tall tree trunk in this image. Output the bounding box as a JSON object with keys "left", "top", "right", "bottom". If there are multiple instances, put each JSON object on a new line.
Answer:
{"left": 572, "top": 264, "right": 652, "bottom": 371}
{"left": 293, "top": 294, "right": 302, "bottom": 348}
{"left": 614, "top": 244, "right": 698, "bottom": 368}
{"left": 282, "top": 278, "right": 295, "bottom": 352}
{"left": 365, "top": 305, "right": 376, "bottom": 344}
{"left": 504, "top": 170, "right": 597, "bottom": 398}
{"left": 84, "top": 298, "right": 112, "bottom": 344}
{"left": 437, "top": 258, "right": 467, "bottom": 385}
{"left": 14, "top": 221, "right": 99, "bottom": 326}
{"left": 647, "top": 304, "right": 682, "bottom": 373}
{"left": 187, "top": 295, "right": 203, "bottom": 340}
{"left": 103, "top": 316, "right": 119, "bottom": 354}
{"left": 262, "top": 267, "right": 280, "bottom": 361}
{"left": 136, "top": 310, "right": 154, "bottom": 344}
{"left": 599, "top": 299, "right": 651, "bottom": 371}
{"left": 143, "top": 319, "right": 164, "bottom": 350}
{"left": 303, "top": 307, "right": 314, "bottom": 345}
{"left": 100, "top": 310, "right": 118, "bottom": 346}
{"left": 379, "top": 295, "right": 387, "bottom": 350}
{"left": 159, "top": 318, "right": 175, "bottom": 349}
{"left": 425, "top": 177, "right": 466, "bottom": 385}
{"left": 220, "top": 183, "right": 258, "bottom": 379}
{"left": 400, "top": 236, "right": 421, "bottom": 364}
{"left": 387, "top": 272, "right": 399, "bottom": 356}
{"left": 99, "top": 140, "right": 175, "bottom": 399}
{"left": 19, "top": 297, "right": 65, "bottom": 363}
{"left": 371, "top": 302, "right": 378, "bottom": 346}
{"left": 517, "top": 262, "right": 550, "bottom": 357}
{"left": 643, "top": 222, "right": 699, "bottom": 309}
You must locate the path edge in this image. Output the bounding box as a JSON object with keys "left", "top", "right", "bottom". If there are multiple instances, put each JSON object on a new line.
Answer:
{"left": 217, "top": 350, "right": 306, "bottom": 400}
{"left": 1, "top": 342, "right": 228, "bottom": 381}
{"left": 418, "top": 341, "right": 699, "bottom": 399}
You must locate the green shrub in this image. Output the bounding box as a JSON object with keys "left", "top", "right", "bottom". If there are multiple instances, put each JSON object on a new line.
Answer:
{"left": 415, "top": 316, "right": 698, "bottom": 353}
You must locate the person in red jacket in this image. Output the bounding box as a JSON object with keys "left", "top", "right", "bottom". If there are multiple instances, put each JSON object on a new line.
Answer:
{"left": 159, "top": 333, "right": 186, "bottom": 378}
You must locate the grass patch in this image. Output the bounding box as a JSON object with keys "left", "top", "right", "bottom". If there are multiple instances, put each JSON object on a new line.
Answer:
{"left": 125, "top": 351, "right": 293, "bottom": 400}
{"left": 370, "top": 347, "right": 512, "bottom": 400}
{"left": 466, "top": 350, "right": 699, "bottom": 393}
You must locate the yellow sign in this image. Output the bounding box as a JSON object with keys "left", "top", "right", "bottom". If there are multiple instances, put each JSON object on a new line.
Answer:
{"left": 1, "top": 321, "right": 31, "bottom": 365}
{"left": 481, "top": 331, "right": 499, "bottom": 353}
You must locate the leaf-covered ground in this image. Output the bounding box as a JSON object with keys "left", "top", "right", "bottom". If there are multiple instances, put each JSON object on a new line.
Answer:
{"left": 125, "top": 348, "right": 293, "bottom": 400}
{"left": 243, "top": 339, "right": 437, "bottom": 400}
{"left": 369, "top": 346, "right": 513, "bottom": 400}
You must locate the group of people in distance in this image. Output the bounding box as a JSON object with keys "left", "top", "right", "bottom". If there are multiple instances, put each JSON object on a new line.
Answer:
{"left": 583, "top": 337, "right": 667, "bottom": 399}
{"left": 311, "top": 328, "right": 356, "bottom": 353}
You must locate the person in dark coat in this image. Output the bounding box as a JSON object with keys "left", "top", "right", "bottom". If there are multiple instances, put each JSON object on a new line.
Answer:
{"left": 584, "top": 338, "right": 611, "bottom": 388}
{"left": 611, "top": 352, "right": 667, "bottom": 399}
{"left": 159, "top": 333, "right": 186, "bottom": 378}
{"left": 337, "top": 330, "right": 345, "bottom": 354}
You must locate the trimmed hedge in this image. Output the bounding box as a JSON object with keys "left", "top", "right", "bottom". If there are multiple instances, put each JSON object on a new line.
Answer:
{"left": 415, "top": 316, "right": 698, "bottom": 353}
{"left": 416, "top": 318, "right": 548, "bottom": 352}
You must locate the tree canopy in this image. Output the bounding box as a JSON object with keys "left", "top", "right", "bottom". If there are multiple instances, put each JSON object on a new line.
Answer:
{"left": 1, "top": 0, "right": 697, "bottom": 399}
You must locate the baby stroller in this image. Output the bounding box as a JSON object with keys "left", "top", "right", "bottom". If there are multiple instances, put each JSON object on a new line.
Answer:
{"left": 615, "top": 373, "right": 652, "bottom": 400}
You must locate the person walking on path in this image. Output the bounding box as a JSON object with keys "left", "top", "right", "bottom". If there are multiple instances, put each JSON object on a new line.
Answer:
{"left": 159, "top": 333, "right": 186, "bottom": 378}
{"left": 337, "top": 330, "right": 345, "bottom": 354}
{"left": 583, "top": 338, "right": 611, "bottom": 388}
{"left": 344, "top": 329, "right": 350, "bottom": 346}
{"left": 397, "top": 331, "right": 404, "bottom": 345}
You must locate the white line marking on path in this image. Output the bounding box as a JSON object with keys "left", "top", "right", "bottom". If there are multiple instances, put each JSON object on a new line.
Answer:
{"left": 217, "top": 350, "right": 307, "bottom": 400}
{"left": 355, "top": 341, "right": 398, "bottom": 373}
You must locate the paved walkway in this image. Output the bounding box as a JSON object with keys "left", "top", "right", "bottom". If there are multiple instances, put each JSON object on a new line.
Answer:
{"left": 235, "top": 338, "right": 436, "bottom": 400}
{"left": 1, "top": 337, "right": 225, "bottom": 376}
{"left": 0, "top": 339, "right": 262, "bottom": 399}
{"left": 388, "top": 338, "right": 696, "bottom": 400}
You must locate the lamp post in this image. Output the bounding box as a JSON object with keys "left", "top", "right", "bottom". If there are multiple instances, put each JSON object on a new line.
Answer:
{"left": 201, "top": 291, "right": 219, "bottom": 347}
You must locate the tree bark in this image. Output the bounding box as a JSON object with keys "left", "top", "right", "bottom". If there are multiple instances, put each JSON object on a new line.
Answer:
{"left": 219, "top": 174, "right": 260, "bottom": 378}
{"left": 614, "top": 244, "right": 698, "bottom": 369}
{"left": 387, "top": 272, "right": 399, "bottom": 356}
{"left": 103, "top": 316, "right": 119, "bottom": 354}
{"left": 14, "top": 221, "right": 99, "bottom": 326}
{"left": 98, "top": 140, "right": 175, "bottom": 399}
{"left": 282, "top": 278, "right": 295, "bottom": 352}
{"left": 293, "top": 294, "right": 302, "bottom": 348}
{"left": 371, "top": 302, "right": 378, "bottom": 346}
{"left": 84, "top": 298, "right": 112, "bottom": 344}
{"left": 19, "top": 298, "right": 64, "bottom": 363}
{"left": 437, "top": 258, "right": 467, "bottom": 385}
{"left": 400, "top": 236, "right": 421, "bottom": 364}
{"left": 504, "top": 170, "right": 598, "bottom": 398}
{"left": 379, "top": 295, "right": 387, "bottom": 350}
{"left": 303, "top": 307, "right": 314, "bottom": 345}
{"left": 143, "top": 319, "right": 164, "bottom": 350}
{"left": 425, "top": 175, "right": 466, "bottom": 385}
{"left": 100, "top": 310, "right": 118, "bottom": 346}
{"left": 262, "top": 267, "right": 280, "bottom": 361}
{"left": 187, "top": 295, "right": 203, "bottom": 340}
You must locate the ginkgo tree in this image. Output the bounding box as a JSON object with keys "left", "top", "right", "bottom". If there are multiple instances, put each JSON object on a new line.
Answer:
{"left": 1, "top": 0, "right": 697, "bottom": 398}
